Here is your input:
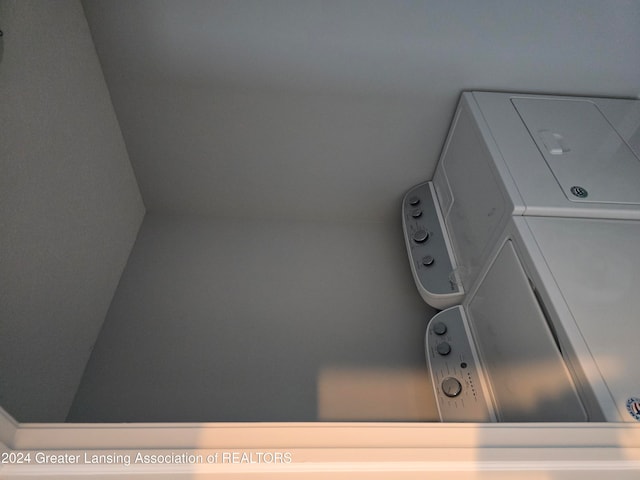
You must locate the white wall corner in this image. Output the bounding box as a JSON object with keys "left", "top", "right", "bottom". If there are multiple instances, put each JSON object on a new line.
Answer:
{"left": 0, "top": 406, "right": 18, "bottom": 450}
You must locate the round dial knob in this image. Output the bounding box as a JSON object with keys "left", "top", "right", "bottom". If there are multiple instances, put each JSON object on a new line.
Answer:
{"left": 436, "top": 342, "right": 451, "bottom": 356}
{"left": 422, "top": 255, "right": 435, "bottom": 267}
{"left": 411, "top": 208, "right": 423, "bottom": 218}
{"left": 412, "top": 229, "right": 429, "bottom": 243}
{"left": 441, "top": 377, "right": 462, "bottom": 398}
{"left": 408, "top": 196, "right": 420, "bottom": 206}
{"left": 433, "top": 321, "right": 447, "bottom": 335}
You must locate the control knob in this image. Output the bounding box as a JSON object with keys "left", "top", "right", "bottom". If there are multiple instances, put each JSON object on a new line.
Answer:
{"left": 412, "top": 229, "right": 429, "bottom": 243}
{"left": 408, "top": 196, "right": 420, "bottom": 206}
{"left": 441, "top": 377, "right": 462, "bottom": 398}
{"left": 436, "top": 342, "right": 451, "bottom": 356}
{"left": 433, "top": 322, "right": 447, "bottom": 335}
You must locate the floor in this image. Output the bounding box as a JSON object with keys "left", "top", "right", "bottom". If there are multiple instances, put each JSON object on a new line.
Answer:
{"left": 68, "top": 214, "right": 438, "bottom": 422}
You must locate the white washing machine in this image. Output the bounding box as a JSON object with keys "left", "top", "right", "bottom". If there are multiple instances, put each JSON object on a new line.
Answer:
{"left": 426, "top": 215, "right": 640, "bottom": 423}
{"left": 402, "top": 91, "right": 640, "bottom": 308}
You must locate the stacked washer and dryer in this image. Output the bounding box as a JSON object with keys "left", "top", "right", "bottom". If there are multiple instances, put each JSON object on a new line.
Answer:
{"left": 402, "top": 92, "right": 640, "bottom": 422}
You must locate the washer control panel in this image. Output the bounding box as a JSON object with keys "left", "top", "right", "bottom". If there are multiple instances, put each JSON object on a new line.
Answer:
{"left": 402, "top": 182, "right": 462, "bottom": 308}
{"left": 426, "top": 306, "right": 495, "bottom": 422}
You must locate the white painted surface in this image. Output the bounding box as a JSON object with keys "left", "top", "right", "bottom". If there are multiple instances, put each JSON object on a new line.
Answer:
{"left": 0, "top": 407, "right": 17, "bottom": 449}
{"left": 467, "top": 241, "right": 586, "bottom": 422}
{"left": 524, "top": 216, "right": 640, "bottom": 422}
{"left": 68, "top": 214, "right": 436, "bottom": 422}
{"left": 81, "top": 0, "right": 640, "bottom": 221}
{"left": 0, "top": 0, "right": 145, "bottom": 422}
{"left": 469, "top": 92, "right": 640, "bottom": 219}
{"left": 2, "top": 421, "right": 640, "bottom": 478}
{"left": 99, "top": 87, "right": 435, "bottom": 222}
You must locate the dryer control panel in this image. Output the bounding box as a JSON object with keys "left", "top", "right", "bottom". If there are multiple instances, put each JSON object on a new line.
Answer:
{"left": 402, "top": 182, "right": 463, "bottom": 309}
{"left": 426, "top": 306, "right": 495, "bottom": 422}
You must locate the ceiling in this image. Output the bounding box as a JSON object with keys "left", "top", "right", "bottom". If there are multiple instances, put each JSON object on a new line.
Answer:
{"left": 82, "top": 0, "right": 640, "bottom": 222}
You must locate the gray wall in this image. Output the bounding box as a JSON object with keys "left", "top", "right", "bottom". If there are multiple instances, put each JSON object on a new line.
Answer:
{"left": 0, "top": 0, "right": 144, "bottom": 422}
{"left": 69, "top": 214, "right": 436, "bottom": 422}
{"left": 3, "top": 0, "right": 638, "bottom": 422}
{"left": 70, "top": 0, "right": 640, "bottom": 421}
{"left": 82, "top": 0, "right": 640, "bottom": 222}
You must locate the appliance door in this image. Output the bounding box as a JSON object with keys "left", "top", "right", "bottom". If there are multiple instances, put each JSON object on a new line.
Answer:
{"left": 433, "top": 97, "right": 511, "bottom": 294}
{"left": 466, "top": 239, "right": 588, "bottom": 422}
{"left": 524, "top": 216, "right": 640, "bottom": 422}
{"left": 511, "top": 97, "right": 640, "bottom": 206}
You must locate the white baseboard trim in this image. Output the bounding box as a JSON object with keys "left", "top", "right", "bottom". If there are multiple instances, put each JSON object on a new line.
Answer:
{"left": 1, "top": 421, "right": 639, "bottom": 478}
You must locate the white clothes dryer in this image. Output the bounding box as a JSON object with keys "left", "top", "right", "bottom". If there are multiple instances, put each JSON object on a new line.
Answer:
{"left": 426, "top": 215, "right": 640, "bottom": 423}
{"left": 403, "top": 91, "right": 640, "bottom": 309}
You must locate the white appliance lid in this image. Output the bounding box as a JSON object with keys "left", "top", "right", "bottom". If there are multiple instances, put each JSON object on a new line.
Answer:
{"left": 466, "top": 239, "right": 587, "bottom": 422}
{"left": 524, "top": 216, "right": 640, "bottom": 422}
{"left": 512, "top": 97, "right": 640, "bottom": 206}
